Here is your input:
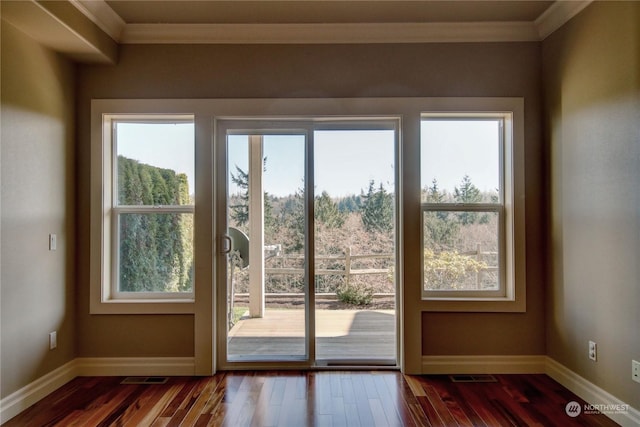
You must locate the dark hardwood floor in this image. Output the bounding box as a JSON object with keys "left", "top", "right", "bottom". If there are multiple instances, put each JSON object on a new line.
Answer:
{"left": 3, "top": 372, "right": 619, "bottom": 426}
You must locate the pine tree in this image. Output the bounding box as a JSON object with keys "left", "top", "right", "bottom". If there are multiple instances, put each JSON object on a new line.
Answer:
{"left": 315, "top": 191, "right": 345, "bottom": 228}
{"left": 361, "top": 180, "right": 394, "bottom": 233}
{"left": 426, "top": 178, "right": 445, "bottom": 203}
{"left": 281, "top": 187, "right": 306, "bottom": 253}
{"left": 454, "top": 175, "right": 481, "bottom": 203}
{"left": 229, "top": 160, "right": 276, "bottom": 236}
{"left": 337, "top": 194, "right": 362, "bottom": 213}
{"left": 229, "top": 165, "right": 249, "bottom": 226}
{"left": 454, "top": 175, "right": 481, "bottom": 224}
{"left": 424, "top": 179, "right": 459, "bottom": 248}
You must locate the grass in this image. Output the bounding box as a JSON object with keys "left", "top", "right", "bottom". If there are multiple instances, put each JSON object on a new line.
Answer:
{"left": 232, "top": 306, "right": 248, "bottom": 325}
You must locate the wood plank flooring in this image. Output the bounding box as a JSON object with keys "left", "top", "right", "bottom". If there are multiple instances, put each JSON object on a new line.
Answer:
{"left": 2, "top": 372, "right": 620, "bottom": 426}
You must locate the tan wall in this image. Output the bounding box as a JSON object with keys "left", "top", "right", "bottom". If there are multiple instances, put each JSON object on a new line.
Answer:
{"left": 0, "top": 22, "right": 76, "bottom": 397}
{"left": 76, "top": 42, "right": 544, "bottom": 358}
{"left": 543, "top": 1, "right": 640, "bottom": 408}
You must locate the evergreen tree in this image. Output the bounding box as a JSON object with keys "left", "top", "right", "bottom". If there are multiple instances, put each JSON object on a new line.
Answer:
{"left": 426, "top": 178, "right": 445, "bottom": 203}
{"left": 454, "top": 175, "right": 482, "bottom": 203}
{"left": 229, "top": 160, "right": 276, "bottom": 236}
{"left": 281, "top": 187, "right": 306, "bottom": 253}
{"left": 454, "top": 175, "right": 482, "bottom": 224}
{"left": 118, "top": 156, "right": 193, "bottom": 293}
{"left": 423, "top": 212, "right": 460, "bottom": 250}
{"left": 315, "top": 191, "right": 345, "bottom": 228}
{"left": 229, "top": 166, "right": 249, "bottom": 226}
{"left": 361, "top": 180, "right": 394, "bottom": 233}
{"left": 337, "top": 194, "right": 362, "bottom": 213}
{"left": 424, "top": 179, "right": 459, "bottom": 248}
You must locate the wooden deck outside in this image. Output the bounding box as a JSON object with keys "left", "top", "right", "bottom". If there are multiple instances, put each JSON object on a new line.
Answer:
{"left": 228, "top": 309, "right": 396, "bottom": 361}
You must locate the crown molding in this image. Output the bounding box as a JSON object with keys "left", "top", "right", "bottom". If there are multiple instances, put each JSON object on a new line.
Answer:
{"left": 534, "top": 0, "right": 592, "bottom": 39}
{"left": 121, "top": 21, "right": 540, "bottom": 44}
{"left": 66, "top": 0, "right": 594, "bottom": 46}
{"left": 69, "top": 0, "right": 125, "bottom": 41}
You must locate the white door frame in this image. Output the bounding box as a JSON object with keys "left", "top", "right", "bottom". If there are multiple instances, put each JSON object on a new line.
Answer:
{"left": 215, "top": 117, "right": 400, "bottom": 370}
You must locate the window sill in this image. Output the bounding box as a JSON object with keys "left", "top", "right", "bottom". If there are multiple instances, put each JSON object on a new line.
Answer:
{"left": 90, "top": 298, "right": 196, "bottom": 315}
{"left": 421, "top": 296, "right": 525, "bottom": 313}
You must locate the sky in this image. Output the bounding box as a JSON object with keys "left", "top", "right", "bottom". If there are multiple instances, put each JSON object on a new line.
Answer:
{"left": 228, "top": 130, "right": 395, "bottom": 197}
{"left": 420, "top": 119, "right": 500, "bottom": 196}
{"left": 116, "top": 122, "right": 196, "bottom": 192}
{"left": 115, "top": 120, "right": 501, "bottom": 200}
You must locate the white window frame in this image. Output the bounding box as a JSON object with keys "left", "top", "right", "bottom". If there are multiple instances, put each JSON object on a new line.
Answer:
{"left": 111, "top": 116, "right": 195, "bottom": 300}
{"left": 89, "top": 96, "right": 524, "bottom": 377}
{"left": 419, "top": 100, "right": 525, "bottom": 312}
{"left": 91, "top": 109, "right": 196, "bottom": 314}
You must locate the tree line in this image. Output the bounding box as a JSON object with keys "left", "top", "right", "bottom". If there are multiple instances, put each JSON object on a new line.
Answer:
{"left": 229, "top": 164, "right": 396, "bottom": 300}
{"left": 230, "top": 163, "right": 395, "bottom": 254}
{"left": 115, "top": 154, "right": 497, "bottom": 295}
{"left": 228, "top": 162, "right": 500, "bottom": 295}
{"left": 423, "top": 175, "right": 499, "bottom": 290}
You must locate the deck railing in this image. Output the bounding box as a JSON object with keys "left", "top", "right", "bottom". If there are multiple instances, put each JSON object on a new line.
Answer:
{"left": 262, "top": 245, "right": 497, "bottom": 289}
{"left": 265, "top": 247, "right": 393, "bottom": 286}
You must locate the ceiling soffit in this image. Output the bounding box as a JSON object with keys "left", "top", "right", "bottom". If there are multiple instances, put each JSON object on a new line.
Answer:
{"left": 105, "top": 1, "right": 553, "bottom": 25}
{"left": 80, "top": 0, "right": 592, "bottom": 44}
{"left": 3, "top": 0, "right": 593, "bottom": 63}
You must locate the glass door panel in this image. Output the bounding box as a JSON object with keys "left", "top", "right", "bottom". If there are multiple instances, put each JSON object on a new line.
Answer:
{"left": 313, "top": 129, "right": 397, "bottom": 363}
{"left": 220, "top": 121, "right": 398, "bottom": 367}
{"left": 226, "top": 133, "right": 307, "bottom": 360}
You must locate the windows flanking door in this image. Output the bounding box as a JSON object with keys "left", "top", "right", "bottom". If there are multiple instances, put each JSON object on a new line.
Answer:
{"left": 216, "top": 119, "right": 398, "bottom": 368}
{"left": 91, "top": 97, "right": 524, "bottom": 375}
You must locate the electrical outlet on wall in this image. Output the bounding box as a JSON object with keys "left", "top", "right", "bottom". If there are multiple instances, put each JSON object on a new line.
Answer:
{"left": 49, "top": 233, "right": 57, "bottom": 251}
{"left": 49, "top": 331, "right": 57, "bottom": 350}
{"left": 632, "top": 360, "right": 640, "bottom": 383}
{"left": 588, "top": 341, "right": 597, "bottom": 361}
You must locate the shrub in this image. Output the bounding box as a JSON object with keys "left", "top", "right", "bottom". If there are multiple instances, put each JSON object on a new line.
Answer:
{"left": 424, "top": 249, "right": 487, "bottom": 290}
{"left": 336, "top": 283, "right": 374, "bottom": 306}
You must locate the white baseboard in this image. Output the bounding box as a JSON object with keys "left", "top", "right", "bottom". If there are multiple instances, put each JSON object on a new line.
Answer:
{"left": 545, "top": 357, "right": 640, "bottom": 427}
{"left": 421, "top": 355, "right": 547, "bottom": 374}
{"left": 421, "top": 354, "right": 640, "bottom": 427}
{"left": 4, "top": 355, "right": 637, "bottom": 426}
{"left": 0, "top": 357, "right": 195, "bottom": 424}
{"left": 0, "top": 360, "right": 76, "bottom": 424}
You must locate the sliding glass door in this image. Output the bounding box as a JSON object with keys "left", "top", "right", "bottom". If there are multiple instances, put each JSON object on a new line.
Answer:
{"left": 217, "top": 119, "right": 397, "bottom": 367}
{"left": 224, "top": 130, "right": 308, "bottom": 361}
{"left": 313, "top": 128, "right": 397, "bottom": 364}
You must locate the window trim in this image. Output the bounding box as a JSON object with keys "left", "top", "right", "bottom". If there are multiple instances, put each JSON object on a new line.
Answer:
{"left": 111, "top": 206, "right": 195, "bottom": 300}
{"left": 89, "top": 97, "right": 526, "bottom": 379}
{"left": 421, "top": 205, "right": 505, "bottom": 299}
{"left": 91, "top": 111, "right": 196, "bottom": 314}
{"left": 110, "top": 117, "right": 195, "bottom": 300}
{"left": 421, "top": 115, "right": 505, "bottom": 299}
{"left": 419, "top": 101, "right": 525, "bottom": 312}
{"left": 90, "top": 97, "right": 524, "bottom": 322}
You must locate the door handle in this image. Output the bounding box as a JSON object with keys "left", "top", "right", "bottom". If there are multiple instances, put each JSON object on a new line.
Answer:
{"left": 221, "top": 235, "right": 232, "bottom": 254}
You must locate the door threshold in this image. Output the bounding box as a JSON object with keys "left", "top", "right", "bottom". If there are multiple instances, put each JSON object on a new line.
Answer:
{"left": 317, "top": 359, "right": 398, "bottom": 369}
